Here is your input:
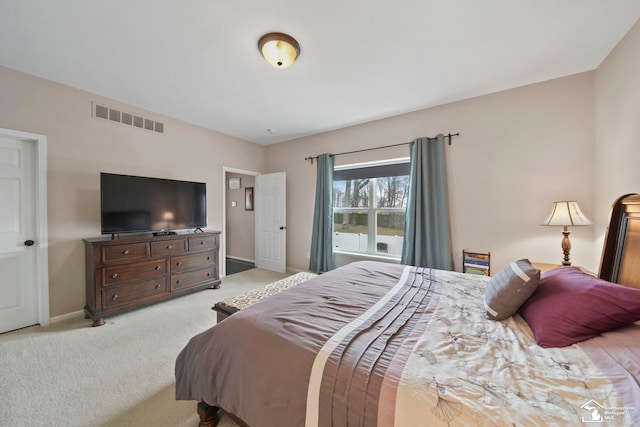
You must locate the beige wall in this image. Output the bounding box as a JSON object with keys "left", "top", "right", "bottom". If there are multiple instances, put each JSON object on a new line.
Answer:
{"left": 594, "top": 19, "right": 640, "bottom": 264}
{"left": 266, "top": 72, "right": 597, "bottom": 274}
{"left": 0, "top": 65, "right": 266, "bottom": 318}
{"left": 225, "top": 172, "right": 256, "bottom": 261}
{"left": 3, "top": 18, "right": 638, "bottom": 319}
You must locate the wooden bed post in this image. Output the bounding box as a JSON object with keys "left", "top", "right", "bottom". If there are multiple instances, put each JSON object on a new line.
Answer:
{"left": 197, "top": 402, "right": 220, "bottom": 427}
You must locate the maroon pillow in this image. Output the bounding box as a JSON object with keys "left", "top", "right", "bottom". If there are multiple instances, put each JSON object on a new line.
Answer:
{"left": 519, "top": 267, "right": 640, "bottom": 348}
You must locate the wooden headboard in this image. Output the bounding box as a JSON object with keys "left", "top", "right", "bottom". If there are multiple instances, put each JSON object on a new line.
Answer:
{"left": 599, "top": 193, "right": 640, "bottom": 289}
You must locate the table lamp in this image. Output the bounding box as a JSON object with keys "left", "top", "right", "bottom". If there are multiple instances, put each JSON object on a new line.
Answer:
{"left": 541, "top": 201, "right": 593, "bottom": 266}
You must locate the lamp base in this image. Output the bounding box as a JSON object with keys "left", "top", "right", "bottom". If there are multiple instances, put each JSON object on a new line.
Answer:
{"left": 561, "top": 226, "right": 571, "bottom": 266}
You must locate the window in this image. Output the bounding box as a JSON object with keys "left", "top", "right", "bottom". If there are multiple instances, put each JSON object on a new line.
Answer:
{"left": 333, "top": 159, "right": 410, "bottom": 257}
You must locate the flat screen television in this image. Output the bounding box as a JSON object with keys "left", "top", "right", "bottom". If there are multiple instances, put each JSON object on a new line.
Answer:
{"left": 100, "top": 172, "right": 206, "bottom": 235}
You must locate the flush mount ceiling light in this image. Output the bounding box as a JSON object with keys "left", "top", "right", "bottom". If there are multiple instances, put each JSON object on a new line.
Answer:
{"left": 258, "top": 32, "right": 300, "bottom": 68}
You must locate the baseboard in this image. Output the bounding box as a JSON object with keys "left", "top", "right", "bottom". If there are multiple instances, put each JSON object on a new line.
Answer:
{"left": 50, "top": 309, "right": 85, "bottom": 324}
{"left": 226, "top": 255, "right": 255, "bottom": 263}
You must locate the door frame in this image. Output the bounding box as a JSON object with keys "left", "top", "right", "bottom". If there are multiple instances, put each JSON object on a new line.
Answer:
{"left": 221, "top": 166, "right": 259, "bottom": 277}
{"left": 0, "top": 128, "right": 49, "bottom": 327}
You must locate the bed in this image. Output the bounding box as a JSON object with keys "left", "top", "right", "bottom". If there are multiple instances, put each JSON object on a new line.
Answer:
{"left": 175, "top": 194, "right": 640, "bottom": 426}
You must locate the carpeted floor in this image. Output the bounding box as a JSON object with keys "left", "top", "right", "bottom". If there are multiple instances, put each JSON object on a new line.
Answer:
{"left": 0, "top": 268, "right": 293, "bottom": 427}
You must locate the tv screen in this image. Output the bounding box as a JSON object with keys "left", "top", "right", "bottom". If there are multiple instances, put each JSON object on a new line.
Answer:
{"left": 100, "top": 173, "right": 206, "bottom": 235}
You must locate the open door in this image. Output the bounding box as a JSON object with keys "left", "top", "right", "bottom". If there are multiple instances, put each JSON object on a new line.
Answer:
{"left": 255, "top": 172, "right": 286, "bottom": 273}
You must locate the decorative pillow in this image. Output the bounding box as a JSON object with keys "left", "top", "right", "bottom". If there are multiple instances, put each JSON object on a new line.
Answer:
{"left": 519, "top": 267, "right": 640, "bottom": 348}
{"left": 484, "top": 259, "right": 540, "bottom": 320}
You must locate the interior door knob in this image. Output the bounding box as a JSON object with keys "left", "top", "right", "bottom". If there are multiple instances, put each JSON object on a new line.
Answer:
{"left": 280, "top": 226, "right": 286, "bottom": 230}
{"left": 24, "top": 240, "right": 35, "bottom": 246}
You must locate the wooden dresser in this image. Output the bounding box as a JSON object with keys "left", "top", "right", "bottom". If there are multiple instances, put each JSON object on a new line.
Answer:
{"left": 84, "top": 231, "right": 221, "bottom": 326}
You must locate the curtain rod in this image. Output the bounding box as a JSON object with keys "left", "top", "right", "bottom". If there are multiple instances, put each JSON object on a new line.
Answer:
{"left": 304, "top": 132, "right": 459, "bottom": 164}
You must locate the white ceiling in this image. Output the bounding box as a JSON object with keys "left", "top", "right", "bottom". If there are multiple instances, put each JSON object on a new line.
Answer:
{"left": 1, "top": 1, "right": 639, "bottom": 145}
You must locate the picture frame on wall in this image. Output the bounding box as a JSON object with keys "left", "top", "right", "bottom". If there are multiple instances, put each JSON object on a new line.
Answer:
{"left": 228, "top": 177, "right": 241, "bottom": 190}
{"left": 245, "top": 187, "right": 254, "bottom": 211}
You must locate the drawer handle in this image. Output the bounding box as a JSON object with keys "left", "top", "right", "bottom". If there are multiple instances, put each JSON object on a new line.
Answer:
{"left": 112, "top": 294, "right": 118, "bottom": 301}
{"left": 122, "top": 250, "right": 129, "bottom": 255}
{"left": 155, "top": 265, "right": 161, "bottom": 271}
{"left": 155, "top": 284, "right": 161, "bottom": 289}
{"left": 200, "top": 241, "right": 204, "bottom": 245}
{"left": 111, "top": 273, "right": 118, "bottom": 279}
{"left": 167, "top": 245, "right": 172, "bottom": 249}
{"left": 176, "top": 279, "right": 182, "bottom": 284}
{"left": 207, "top": 273, "right": 210, "bottom": 276}
{"left": 176, "top": 261, "right": 182, "bottom": 266}
{"left": 207, "top": 257, "right": 210, "bottom": 260}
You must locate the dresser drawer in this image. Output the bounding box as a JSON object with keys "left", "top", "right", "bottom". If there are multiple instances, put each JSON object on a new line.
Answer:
{"left": 188, "top": 235, "right": 219, "bottom": 252}
{"left": 101, "top": 242, "right": 148, "bottom": 263}
{"left": 150, "top": 239, "right": 187, "bottom": 257}
{"left": 102, "top": 259, "right": 168, "bottom": 286}
{"left": 172, "top": 250, "right": 216, "bottom": 273}
{"left": 171, "top": 266, "right": 216, "bottom": 291}
{"left": 102, "top": 278, "right": 168, "bottom": 309}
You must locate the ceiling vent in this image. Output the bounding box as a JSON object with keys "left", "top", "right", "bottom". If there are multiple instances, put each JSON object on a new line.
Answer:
{"left": 92, "top": 102, "right": 164, "bottom": 134}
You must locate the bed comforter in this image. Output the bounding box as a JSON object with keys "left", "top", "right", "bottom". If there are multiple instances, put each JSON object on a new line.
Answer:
{"left": 175, "top": 261, "right": 639, "bottom": 426}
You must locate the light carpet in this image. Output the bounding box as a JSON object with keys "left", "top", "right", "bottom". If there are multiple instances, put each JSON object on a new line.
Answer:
{"left": 0, "top": 268, "right": 295, "bottom": 427}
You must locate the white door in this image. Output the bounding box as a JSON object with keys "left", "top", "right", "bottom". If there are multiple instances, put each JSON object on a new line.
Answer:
{"left": 255, "top": 172, "right": 286, "bottom": 273}
{"left": 0, "top": 134, "right": 39, "bottom": 333}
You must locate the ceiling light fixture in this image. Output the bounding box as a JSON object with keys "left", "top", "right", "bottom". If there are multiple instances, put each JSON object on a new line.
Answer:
{"left": 258, "top": 32, "right": 300, "bottom": 68}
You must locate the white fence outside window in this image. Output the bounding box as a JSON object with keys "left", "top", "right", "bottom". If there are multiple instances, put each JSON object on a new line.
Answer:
{"left": 334, "top": 232, "right": 404, "bottom": 256}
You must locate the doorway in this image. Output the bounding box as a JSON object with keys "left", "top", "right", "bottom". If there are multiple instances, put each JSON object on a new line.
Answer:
{"left": 222, "top": 167, "right": 259, "bottom": 277}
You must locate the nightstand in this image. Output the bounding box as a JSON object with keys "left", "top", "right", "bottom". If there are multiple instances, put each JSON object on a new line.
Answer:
{"left": 531, "top": 263, "right": 596, "bottom": 276}
{"left": 531, "top": 262, "right": 561, "bottom": 273}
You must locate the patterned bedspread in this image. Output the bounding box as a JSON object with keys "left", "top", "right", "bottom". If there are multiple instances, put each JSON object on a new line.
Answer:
{"left": 175, "top": 261, "right": 639, "bottom": 426}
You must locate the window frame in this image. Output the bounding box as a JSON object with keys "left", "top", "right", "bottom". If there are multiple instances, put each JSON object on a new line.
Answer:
{"left": 333, "top": 158, "right": 409, "bottom": 259}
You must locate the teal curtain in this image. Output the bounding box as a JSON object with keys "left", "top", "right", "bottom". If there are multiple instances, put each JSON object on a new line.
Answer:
{"left": 401, "top": 134, "right": 454, "bottom": 270}
{"left": 309, "top": 154, "right": 335, "bottom": 273}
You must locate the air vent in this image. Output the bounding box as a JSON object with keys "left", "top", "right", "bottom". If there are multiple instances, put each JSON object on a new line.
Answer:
{"left": 95, "top": 104, "right": 109, "bottom": 120}
{"left": 92, "top": 102, "right": 164, "bottom": 134}
{"left": 108, "top": 108, "right": 121, "bottom": 122}
{"left": 122, "top": 112, "right": 133, "bottom": 126}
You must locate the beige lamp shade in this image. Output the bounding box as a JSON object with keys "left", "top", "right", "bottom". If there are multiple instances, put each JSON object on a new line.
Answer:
{"left": 258, "top": 32, "right": 300, "bottom": 68}
{"left": 541, "top": 201, "right": 593, "bottom": 226}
